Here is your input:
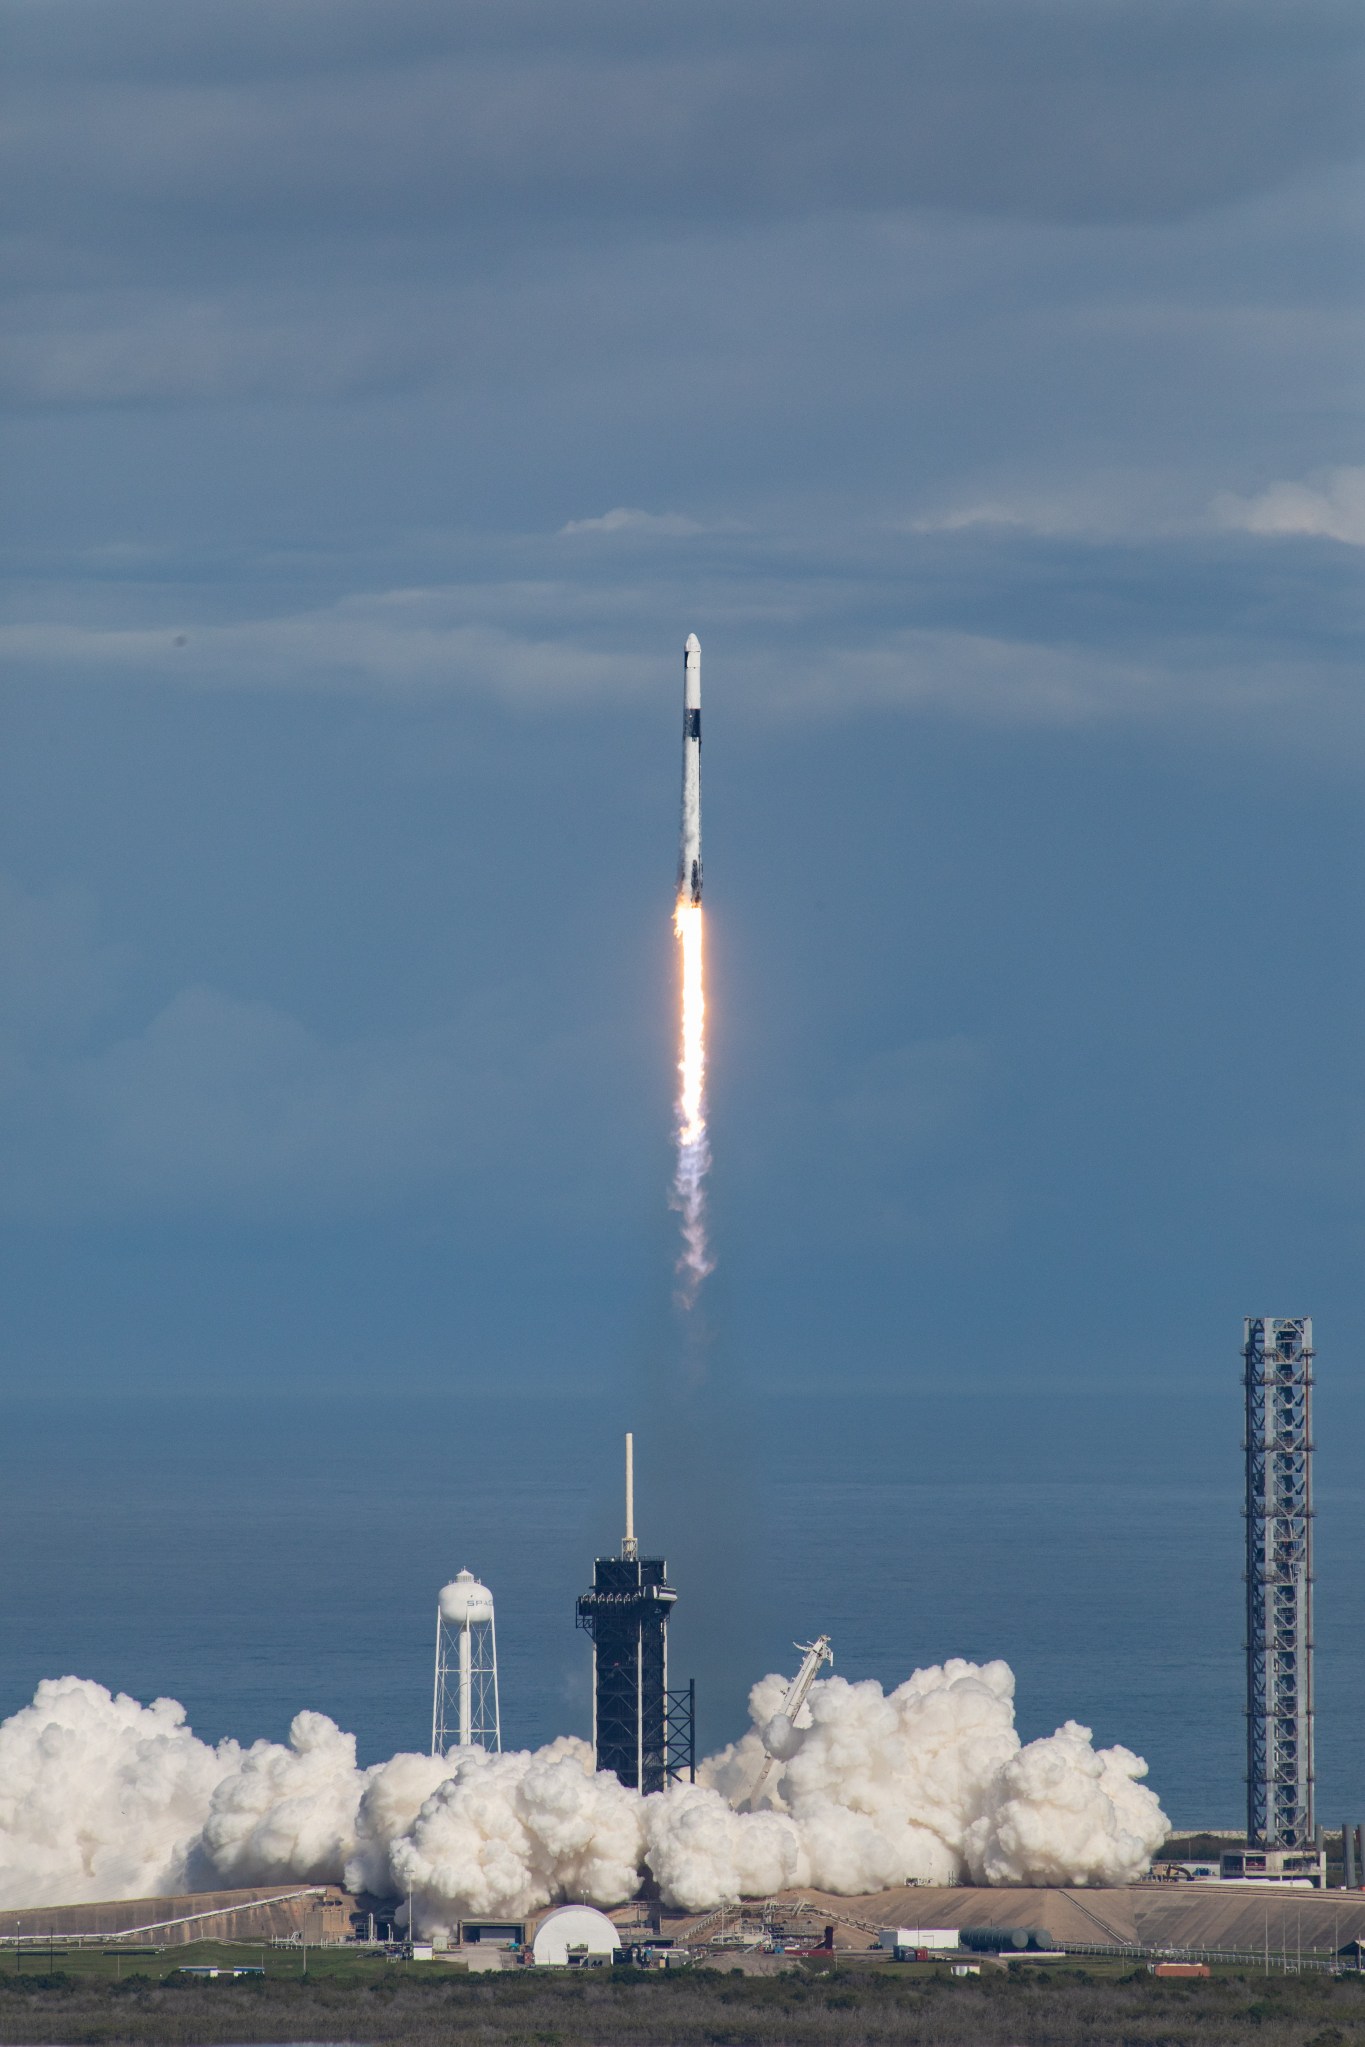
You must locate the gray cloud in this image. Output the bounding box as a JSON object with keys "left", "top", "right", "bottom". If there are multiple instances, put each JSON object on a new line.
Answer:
{"left": 1214, "top": 466, "right": 1365, "bottom": 546}
{"left": 0, "top": 606, "right": 651, "bottom": 703}
{"left": 732, "top": 1035, "right": 1008, "bottom": 1256}
{"left": 559, "top": 510, "right": 716, "bottom": 538}
{"left": 4, "top": 0, "right": 1361, "bottom": 306}
{"left": 0, "top": 875, "right": 657, "bottom": 1227}
{"left": 0, "top": 876, "right": 123, "bottom": 1050}
{"left": 3, "top": 535, "right": 1359, "bottom": 759}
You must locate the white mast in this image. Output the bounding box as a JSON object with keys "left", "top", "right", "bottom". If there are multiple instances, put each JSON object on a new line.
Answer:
{"left": 623, "top": 1431, "right": 638, "bottom": 1560}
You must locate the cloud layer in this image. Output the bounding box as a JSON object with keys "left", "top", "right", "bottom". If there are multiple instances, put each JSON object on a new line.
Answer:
{"left": 1215, "top": 466, "right": 1365, "bottom": 547}
{"left": 6, "top": 0, "right": 1359, "bottom": 284}
{"left": 0, "top": 0, "right": 1361, "bottom": 1415}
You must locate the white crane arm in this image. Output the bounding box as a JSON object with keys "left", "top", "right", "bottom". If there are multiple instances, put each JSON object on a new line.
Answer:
{"left": 739, "top": 1635, "right": 833, "bottom": 1812}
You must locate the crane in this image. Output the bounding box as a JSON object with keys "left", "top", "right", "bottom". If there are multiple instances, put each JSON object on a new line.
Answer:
{"left": 738, "top": 1635, "right": 833, "bottom": 1812}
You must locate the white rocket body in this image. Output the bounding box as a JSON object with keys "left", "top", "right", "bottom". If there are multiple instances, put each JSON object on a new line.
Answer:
{"left": 678, "top": 634, "right": 702, "bottom": 904}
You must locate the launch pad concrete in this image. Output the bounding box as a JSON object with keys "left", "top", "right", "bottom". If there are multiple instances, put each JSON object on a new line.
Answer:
{"left": 8, "top": 1880, "right": 1365, "bottom": 1966}
{"left": 0, "top": 1885, "right": 351, "bottom": 1947}
{"left": 661, "top": 1883, "right": 1365, "bottom": 1960}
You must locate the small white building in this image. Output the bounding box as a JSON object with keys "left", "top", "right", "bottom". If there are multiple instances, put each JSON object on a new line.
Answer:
{"left": 531, "top": 1906, "right": 622, "bottom": 1968}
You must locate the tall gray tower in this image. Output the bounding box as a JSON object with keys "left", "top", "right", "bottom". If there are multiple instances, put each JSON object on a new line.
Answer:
{"left": 1243, "top": 1316, "right": 1315, "bottom": 1849}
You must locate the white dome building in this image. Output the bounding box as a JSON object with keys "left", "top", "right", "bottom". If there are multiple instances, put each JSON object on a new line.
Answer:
{"left": 531, "top": 1905, "right": 621, "bottom": 1968}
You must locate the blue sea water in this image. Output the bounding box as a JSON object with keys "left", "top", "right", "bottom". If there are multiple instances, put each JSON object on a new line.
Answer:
{"left": 2, "top": 1385, "right": 1362, "bottom": 1832}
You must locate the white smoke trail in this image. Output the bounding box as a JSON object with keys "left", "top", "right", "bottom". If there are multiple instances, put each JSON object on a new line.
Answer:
{"left": 671, "top": 898, "right": 713, "bottom": 1305}
{"left": 0, "top": 1658, "right": 1167, "bottom": 1924}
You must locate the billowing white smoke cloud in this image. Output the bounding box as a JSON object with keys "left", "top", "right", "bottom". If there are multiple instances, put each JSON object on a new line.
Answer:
{"left": 385, "top": 1739, "right": 646, "bottom": 1923}
{"left": 0, "top": 1678, "right": 236, "bottom": 1906}
{"left": 346, "top": 1749, "right": 452, "bottom": 1899}
{"left": 678, "top": 1658, "right": 1168, "bottom": 1905}
{"left": 966, "top": 1719, "right": 1165, "bottom": 1889}
{"left": 0, "top": 1659, "right": 1167, "bottom": 1925}
{"left": 191, "top": 1711, "right": 369, "bottom": 1890}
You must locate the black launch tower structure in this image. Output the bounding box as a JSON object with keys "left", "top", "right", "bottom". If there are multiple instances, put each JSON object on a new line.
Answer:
{"left": 576, "top": 1435, "right": 694, "bottom": 1793}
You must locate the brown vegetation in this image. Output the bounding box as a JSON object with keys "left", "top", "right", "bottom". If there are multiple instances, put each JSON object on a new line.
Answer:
{"left": 3, "top": 1960, "right": 1365, "bottom": 2047}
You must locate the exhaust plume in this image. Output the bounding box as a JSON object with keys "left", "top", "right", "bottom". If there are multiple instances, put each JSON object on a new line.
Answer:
{"left": 0, "top": 1657, "right": 1167, "bottom": 1924}
{"left": 671, "top": 897, "right": 712, "bottom": 1304}
{"left": 670, "top": 632, "right": 712, "bottom": 1306}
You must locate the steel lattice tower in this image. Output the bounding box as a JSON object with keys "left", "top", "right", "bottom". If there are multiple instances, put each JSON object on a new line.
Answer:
{"left": 1243, "top": 1316, "right": 1315, "bottom": 1849}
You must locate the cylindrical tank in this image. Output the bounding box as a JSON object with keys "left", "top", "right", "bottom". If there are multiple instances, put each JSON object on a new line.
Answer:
{"left": 959, "top": 1925, "right": 1051, "bottom": 1953}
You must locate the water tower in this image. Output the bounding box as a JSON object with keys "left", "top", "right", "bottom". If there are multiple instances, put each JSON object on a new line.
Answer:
{"left": 431, "top": 1569, "right": 501, "bottom": 1755}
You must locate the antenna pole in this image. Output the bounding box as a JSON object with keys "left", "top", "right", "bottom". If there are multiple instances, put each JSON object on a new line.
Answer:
{"left": 623, "top": 1433, "right": 638, "bottom": 1559}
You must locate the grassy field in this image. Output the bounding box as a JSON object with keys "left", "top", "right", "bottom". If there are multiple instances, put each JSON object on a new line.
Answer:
{"left": 1, "top": 1941, "right": 392, "bottom": 1988}
{"left": 3, "top": 1943, "right": 1365, "bottom": 2045}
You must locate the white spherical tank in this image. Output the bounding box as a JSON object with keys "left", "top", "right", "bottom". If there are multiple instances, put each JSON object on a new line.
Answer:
{"left": 439, "top": 1569, "right": 494, "bottom": 1626}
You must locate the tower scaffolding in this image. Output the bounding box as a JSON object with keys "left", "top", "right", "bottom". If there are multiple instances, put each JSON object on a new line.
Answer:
{"left": 1243, "top": 1315, "right": 1315, "bottom": 1850}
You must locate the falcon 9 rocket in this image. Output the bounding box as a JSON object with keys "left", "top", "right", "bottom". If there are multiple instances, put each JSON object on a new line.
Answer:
{"left": 671, "top": 632, "right": 711, "bottom": 1302}
{"left": 678, "top": 633, "right": 702, "bottom": 905}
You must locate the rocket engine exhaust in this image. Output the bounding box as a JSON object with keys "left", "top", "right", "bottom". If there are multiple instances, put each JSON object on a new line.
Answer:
{"left": 672, "top": 634, "right": 712, "bottom": 1305}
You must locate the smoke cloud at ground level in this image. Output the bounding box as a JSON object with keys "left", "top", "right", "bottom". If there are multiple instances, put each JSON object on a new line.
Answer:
{"left": 0, "top": 1658, "right": 1165, "bottom": 1923}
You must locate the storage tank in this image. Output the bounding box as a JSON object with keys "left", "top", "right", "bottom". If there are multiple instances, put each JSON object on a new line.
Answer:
{"left": 958, "top": 1925, "right": 1052, "bottom": 1953}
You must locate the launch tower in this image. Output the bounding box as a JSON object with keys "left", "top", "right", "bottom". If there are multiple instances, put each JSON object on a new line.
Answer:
{"left": 1243, "top": 1316, "right": 1315, "bottom": 1849}
{"left": 576, "top": 1435, "right": 694, "bottom": 1792}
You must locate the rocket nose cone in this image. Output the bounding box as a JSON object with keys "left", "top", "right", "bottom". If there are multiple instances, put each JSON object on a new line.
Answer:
{"left": 685, "top": 633, "right": 701, "bottom": 654}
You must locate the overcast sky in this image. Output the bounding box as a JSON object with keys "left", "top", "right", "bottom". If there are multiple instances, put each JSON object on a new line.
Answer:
{"left": 1, "top": 0, "right": 1362, "bottom": 1423}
